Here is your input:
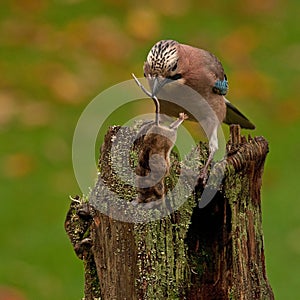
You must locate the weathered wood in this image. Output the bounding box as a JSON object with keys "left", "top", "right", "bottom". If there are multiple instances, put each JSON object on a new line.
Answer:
{"left": 65, "top": 124, "right": 274, "bottom": 300}
{"left": 64, "top": 198, "right": 100, "bottom": 299}
{"left": 186, "top": 127, "right": 273, "bottom": 300}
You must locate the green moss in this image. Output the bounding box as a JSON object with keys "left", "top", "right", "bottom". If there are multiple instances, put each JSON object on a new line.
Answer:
{"left": 228, "top": 287, "right": 235, "bottom": 300}
{"left": 133, "top": 165, "right": 197, "bottom": 298}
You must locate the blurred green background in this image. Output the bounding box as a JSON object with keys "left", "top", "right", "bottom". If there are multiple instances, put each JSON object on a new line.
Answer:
{"left": 1, "top": 0, "right": 300, "bottom": 299}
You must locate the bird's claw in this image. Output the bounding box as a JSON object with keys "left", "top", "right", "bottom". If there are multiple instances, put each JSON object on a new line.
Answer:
{"left": 199, "top": 168, "right": 209, "bottom": 185}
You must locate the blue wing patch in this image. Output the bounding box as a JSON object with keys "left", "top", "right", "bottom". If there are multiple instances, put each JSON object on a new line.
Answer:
{"left": 213, "top": 75, "right": 228, "bottom": 95}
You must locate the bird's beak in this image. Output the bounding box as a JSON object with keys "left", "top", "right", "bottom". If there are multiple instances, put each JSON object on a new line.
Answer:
{"left": 151, "top": 76, "right": 170, "bottom": 97}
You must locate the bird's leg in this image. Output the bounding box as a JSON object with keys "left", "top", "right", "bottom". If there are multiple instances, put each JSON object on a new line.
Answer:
{"left": 200, "top": 125, "right": 218, "bottom": 184}
{"left": 132, "top": 73, "right": 160, "bottom": 126}
{"left": 199, "top": 150, "right": 215, "bottom": 184}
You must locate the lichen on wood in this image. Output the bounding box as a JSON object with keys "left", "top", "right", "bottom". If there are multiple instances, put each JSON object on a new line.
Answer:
{"left": 65, "top": 124, "right": 274, "bottom": 300}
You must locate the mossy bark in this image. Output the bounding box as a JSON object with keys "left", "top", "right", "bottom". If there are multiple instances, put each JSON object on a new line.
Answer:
{"left": 65, "top": 125, "right": 274, "bottom": 300}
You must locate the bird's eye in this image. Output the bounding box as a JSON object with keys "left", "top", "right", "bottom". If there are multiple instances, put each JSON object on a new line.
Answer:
{"left": 171, "top": 62, "right": 178, "bottom": 72}
{"left": 167, "top": 73, "right": 182, "bottom": 80}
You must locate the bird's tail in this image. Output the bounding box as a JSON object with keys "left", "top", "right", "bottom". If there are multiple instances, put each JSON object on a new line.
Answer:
{"left": 224, "top": 98, "right": 255, "bottom": 129}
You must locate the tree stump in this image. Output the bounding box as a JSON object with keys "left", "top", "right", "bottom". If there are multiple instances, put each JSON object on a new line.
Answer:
{"left": 65, "top": 124, "right": 274, "bottom": 300}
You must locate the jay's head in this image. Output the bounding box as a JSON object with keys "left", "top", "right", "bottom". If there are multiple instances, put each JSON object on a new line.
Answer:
{"left": 144, "top": 40, "right": 184, "bottom": 97}
{"left": 144, "top": 39, "right": 229, "bottom": 98}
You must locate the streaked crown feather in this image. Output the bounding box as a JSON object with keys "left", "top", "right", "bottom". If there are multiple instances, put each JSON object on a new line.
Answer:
{"left": 146, "top": 40, "right": 179, "bottom": 76}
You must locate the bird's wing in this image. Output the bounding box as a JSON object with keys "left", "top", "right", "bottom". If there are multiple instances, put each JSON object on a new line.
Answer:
{"left": 224, "top": 98, "right": 255, "bottom": 129}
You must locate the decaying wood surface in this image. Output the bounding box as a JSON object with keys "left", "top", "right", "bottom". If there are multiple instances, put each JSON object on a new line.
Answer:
{"left": 65, "top": 124, "right": 274, "bottom": 300}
